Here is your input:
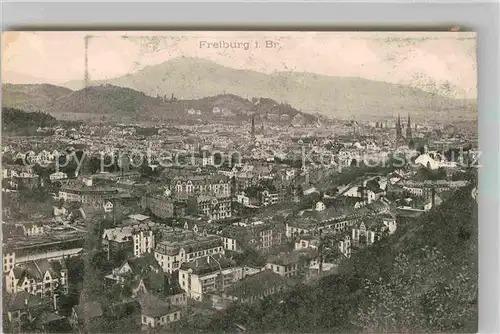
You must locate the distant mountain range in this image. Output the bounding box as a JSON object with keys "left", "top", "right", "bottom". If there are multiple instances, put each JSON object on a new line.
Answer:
{"left": 62, "top": 57, "right": 477, "bottom": 121}
{"left": 3, "top": 57, "right": 477, "bottom": 122}
{"left": 2, "top": 83, "right": 321, "bottom": 125}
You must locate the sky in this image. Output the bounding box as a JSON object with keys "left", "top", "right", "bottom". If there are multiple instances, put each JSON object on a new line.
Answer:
{"left": 2, "top": 31, "right": 477, "bottom": 99}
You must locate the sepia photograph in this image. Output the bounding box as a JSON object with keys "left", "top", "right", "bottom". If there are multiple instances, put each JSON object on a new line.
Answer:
{"left": 2, "top": 31, "right": 478, "bottom": 333}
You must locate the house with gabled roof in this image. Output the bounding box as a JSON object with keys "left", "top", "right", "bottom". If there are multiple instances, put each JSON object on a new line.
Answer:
{"left": 265, "top": 249, "right": 318, "bottom": 279}
{"left": 137, "top": 291, "right": 182, "bottom": 329}
{"left": 70, "top": 301, "right": 103, "bottom": 328}
{"left": 132, "top": 270, "right": 187, "bottom": 307}
{"left": 5, "top": 259, "right": 68, "bottom": 298}
{"left": 105, "top": 253, "right": 162, "bottom": 285}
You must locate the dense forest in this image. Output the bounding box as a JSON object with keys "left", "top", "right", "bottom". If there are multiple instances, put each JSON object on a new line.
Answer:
{"left": 2, "top": 107, "right": 81, "bottom": 135}
{"left": 2, "top": 107, "right": 58, "bottom": 133}
{"left": 175, "top": 185, "right": 477, "bottom": 333}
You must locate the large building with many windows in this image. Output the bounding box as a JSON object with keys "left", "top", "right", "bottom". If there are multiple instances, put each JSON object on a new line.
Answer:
{"left": 187, "top": 195, "right": 232, "bottom": 221}
{"left": 154, "top": 234, "right": 224, "bottom": 274}
{"left": 59, "top": 184, "right": 120, "bottom": 204}
{"left": 171, "top": 175, "right": 231, "bottom": 197}
{"left": 178, "top": 254, "right": 243, "bottom": 301}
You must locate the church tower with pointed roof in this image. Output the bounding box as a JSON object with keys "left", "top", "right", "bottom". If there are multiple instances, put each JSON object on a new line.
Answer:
{"left": 406, "top": 113, "right": 412, "bottom": 139}
{"left": 396, "top": 114, "right": 402, "bottom": 140}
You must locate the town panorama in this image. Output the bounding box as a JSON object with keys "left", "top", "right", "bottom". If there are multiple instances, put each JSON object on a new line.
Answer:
{"left": 2, "top": 32, "right": 478, "bottom": 333}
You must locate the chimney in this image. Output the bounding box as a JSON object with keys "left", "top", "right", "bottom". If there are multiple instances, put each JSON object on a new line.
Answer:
{"left": 24, "top": 298, "right": 28, "bottom": 306}
{"left": 207, "top": 256, "right": 210, "bottom": 264}
{"left": 196, "top": 259, "right": 199, "bottom": 267}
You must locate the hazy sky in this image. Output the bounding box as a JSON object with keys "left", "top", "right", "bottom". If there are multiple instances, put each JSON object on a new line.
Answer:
{"left": 2, "top": 31, "right": 477, "bottom": 99}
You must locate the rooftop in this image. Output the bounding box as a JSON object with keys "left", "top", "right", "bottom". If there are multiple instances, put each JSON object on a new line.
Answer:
{"left": 267, "top": 249, "right": 317, "bottom": 266}
{"left": 180, "top": 254, "right": 236, "bottom": 276}
{"left": 60, "top": 184, "right": 120, "bottom": 193}
{"left": 72, "top": 301, "right": 104, "bottom": 320}
{"left": 137, "top": 291, "right": 180, "bottom": 318}
{"left": 224, "top": 270, "right": 286, "bottom": 299}
{"left": 3, "top": 291, "right": 46, "bottom": 312}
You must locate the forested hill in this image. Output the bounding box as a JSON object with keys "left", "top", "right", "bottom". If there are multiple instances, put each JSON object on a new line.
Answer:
{"left": 2, "top": 107, "right": 80, "bottom": 136}
{"left": 191, "top": 185, "right": 477, "bottom": 333}
{"left": 2, "top": 107, "right": 58, "bottom": 133}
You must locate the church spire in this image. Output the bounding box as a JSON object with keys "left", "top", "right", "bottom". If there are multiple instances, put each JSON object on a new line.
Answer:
{"left": 251, "top": 116, "right": 255, "bottom": 136}
{"left": 396, "top": 114, "right": 402, "bottom": 139}
{"left": 250, "top": 115, "right": 256, "bottom": 146}
{"left": 406, "top": 113, "right": 412, "bottom": 138}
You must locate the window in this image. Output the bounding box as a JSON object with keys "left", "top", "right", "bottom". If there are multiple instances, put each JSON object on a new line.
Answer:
{"left": 174, "top": 313, "right": 178, "bottom": 320}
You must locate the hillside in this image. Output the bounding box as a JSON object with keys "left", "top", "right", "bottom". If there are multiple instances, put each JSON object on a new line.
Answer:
{"left": 63, "top": 57, "right": 477, "bottom": 121}
{"left": 1, "top": 83, "right": 73, "bottom": 113}
{"left": 2, "top": 107, "right": 58, "bottom": 135}
{"left": 49, "top": 84, "right": 163, "bottom": 115}
{"left": 187, "top": 185, "right": 477, "bottom": 333}
{"left": 2, "top": 84, "right": 319, "bottom": 125}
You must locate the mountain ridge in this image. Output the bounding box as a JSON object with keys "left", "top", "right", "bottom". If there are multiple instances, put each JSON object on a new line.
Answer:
{"left": 61, "top": 56, "right": 477, "bottom": 121}
{"left": 1, "top": 83, "right": 321, "bottom": 125}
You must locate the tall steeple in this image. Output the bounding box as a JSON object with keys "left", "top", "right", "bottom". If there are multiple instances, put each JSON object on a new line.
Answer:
{"left": 406, "top": 113, "right": 412, "bottom": 138}
{"left": 251, "top": 116, "right": 255, "bottom": 135}
{"left": 250, "top": 115, "right": 256, "bottom": 145}
{"left": 396, "top": 114, "right": 402, "bottom": 139}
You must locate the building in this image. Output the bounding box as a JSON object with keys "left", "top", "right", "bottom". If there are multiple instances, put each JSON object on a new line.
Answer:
{"left": 3, "top": 236, "right": 85, "bottom": 274}
{"left": 105, "top": 254, "right": 162, "bottom": 286}
{"left": 338, "top": 233, "right": 352, "bottom": 258}
{"left": 70, "top": 301, "right": 104, "bottom": 328}
{"left": 178, "top": 254, "right": 243, "bottom": 301}
{"left": 285, "top": 200, "right": 389, "bottom": 238}
{"left": 260, "top": 190, "right": 280, "bottom": 206}
{"left": 49, "top": 172, "right": 68, "bottom": 182}
{"left": 351, "top": 215, "right": 396, "bottom": 247}
{"left": 154, "top": 234, "right": 224, "bottom": 274}
{"left": 394, "top": 179, "right": 469, "bottom": 200}
{"left": 3, "top": 291, "right": 50, "bottom": 330}
{"left": 295, "top": 232, "right": 351, "bottom": 259}
{"left": 294, "top": 235, "right": 320, "bottom": 250}
{"left": 132, "top": 273, "right": 187, "bottom": 307}
{"left": 102, "top": 220, "right": 165, "bottom": 260}
{"left": 187, "top": 195, "right": 232, "bottom": 221}
{"left": 220, "top": 222, "right": 284, "bottom": 253}
{"left": 13, "top": 174, "right": 42, "bottom": 190}
{"left": 5, "top": 222, "right": 46, "bottom": 237}
{"left": 5, "top": 259, "right": 68, "bottom": 297}
{"left": 91, "top": 171, "right": 141, "bottom": 185}
{"left": 141, "top": 196, "right": 174, "bottom": 219}
{"left": 265, "top": 249, "right": 318, "bottom": 278}
{"left": 222, "top": 269, "right": 287, "bottom": 304}
{"left": 137, "top": 292, "right": 182, "bottom": 328}
{"left": 406, "top": 114, "right": 412, "bottom": 139}
{"left": 59, "top": 184, "right": 120, "bottom": 204}
{"left": 171, "top": 174, "right": 231, "bottom": 197}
